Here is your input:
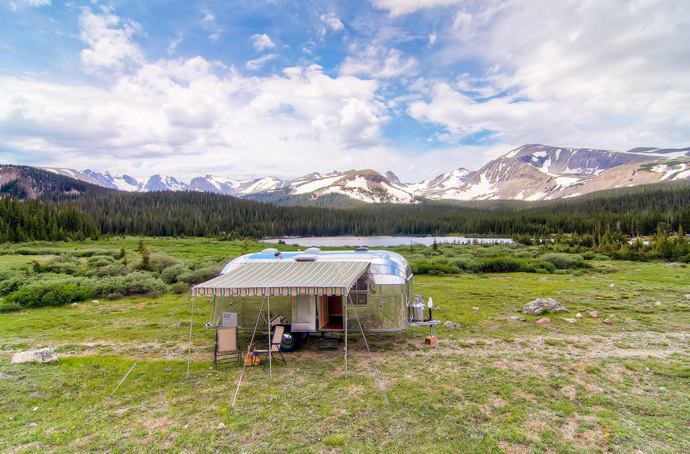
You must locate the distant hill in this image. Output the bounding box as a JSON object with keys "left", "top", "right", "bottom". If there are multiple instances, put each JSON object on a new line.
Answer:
{"left": 0, "top": 165, "right": 110, "bottom": 200}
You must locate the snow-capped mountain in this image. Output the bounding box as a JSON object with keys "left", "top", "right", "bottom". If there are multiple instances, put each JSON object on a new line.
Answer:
{"left": 81, "top": 170, "right": 145, "bottom": 191}
{"left": 144, "top": 175, "right": 188, "bottom": 192}
{"left": 288, "top": 169, "right": 415, "bottom": 204}
{"left": 39, "top": 143, "right": 690, "bottom": 204}
{"left": 405, "top": 168, "right": 472, "bottom": 199}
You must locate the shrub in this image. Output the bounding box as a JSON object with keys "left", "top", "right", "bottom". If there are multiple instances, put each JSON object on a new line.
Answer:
{"left": 177, "top": 266, "right": 219, "bottom": 285}
{"left": 94, "top": 272, "right": 167, "bottom": 297}
{"left": 85, "top": 263, "right": 130, "bottom": 278}
{"left": 145, "top": 253, "right": 179, "bottom": 272}
{"left": 539, "top": 253, "right": 589, "bottom": 269}
{"left": 412, "top": 260, "right": 460, "bottom": 275}
{"left": 477, "top": 257, "right": 555, "bottom": 274}
{"left": 37, "top": 256, "right": 80, "bottom": 275}
{"left": 87, "top": 255, "right": 116, "bottom": 267}
{"left": 160, "top": 264, "right": 190, "bottom": 284}
{"left": 0, "top": 275, "right": 28, "bottom": 295}
{"left": 6, "top": 279, "right": 95, "bottom": 308}
{"left": 170, "top": 281, "right": 190, "bottom": 294}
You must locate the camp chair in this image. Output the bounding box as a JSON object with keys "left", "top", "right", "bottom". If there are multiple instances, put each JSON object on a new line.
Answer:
{"left": 255, "top": 325, "right": 287, "bottom": 364}
{"left": 214, "top": 326, "right": 241, "bottom": 368}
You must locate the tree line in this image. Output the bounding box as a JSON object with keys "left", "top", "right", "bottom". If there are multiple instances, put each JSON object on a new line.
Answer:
{"left": 1, "top": 180, "right": 689, "bottom": 242}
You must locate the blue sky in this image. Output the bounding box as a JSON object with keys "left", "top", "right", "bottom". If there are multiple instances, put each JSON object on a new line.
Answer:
{"left": 1, "top": 0, "right": 689, "bottom": 181}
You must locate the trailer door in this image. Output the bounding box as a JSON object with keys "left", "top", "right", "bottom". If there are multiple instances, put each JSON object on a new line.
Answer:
{"left": 292, "top": 295, "right": 316, "bottom": 332}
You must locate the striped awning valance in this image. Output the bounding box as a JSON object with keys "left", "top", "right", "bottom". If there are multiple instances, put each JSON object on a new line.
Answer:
{"left": 192, "top": 260, "right": 370, "bottom": 297}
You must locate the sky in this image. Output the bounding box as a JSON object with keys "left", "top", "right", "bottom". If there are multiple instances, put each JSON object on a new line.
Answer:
{"left": 0, "top": 0, "right": 689, "bottom": 182}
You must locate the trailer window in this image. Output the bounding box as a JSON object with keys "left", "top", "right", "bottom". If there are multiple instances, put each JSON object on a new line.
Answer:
{"left": 350, "top": 277, "right": 368, "bottom": 306}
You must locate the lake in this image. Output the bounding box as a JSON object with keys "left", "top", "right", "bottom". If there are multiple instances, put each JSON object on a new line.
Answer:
{"left": 263, "top": 235, "right": 513, "bottom": 247}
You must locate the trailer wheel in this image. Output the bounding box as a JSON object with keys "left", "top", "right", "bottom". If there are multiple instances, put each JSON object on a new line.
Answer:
{"left": 280, "top": 328, "right": 301, "bottom": 352}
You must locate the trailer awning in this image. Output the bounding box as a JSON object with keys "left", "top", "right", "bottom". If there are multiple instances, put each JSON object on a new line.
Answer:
{"left": 192, "top": 260, "right": 370, "bottom": 297}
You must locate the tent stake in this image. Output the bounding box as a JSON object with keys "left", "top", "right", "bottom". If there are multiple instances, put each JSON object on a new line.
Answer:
{"left": 186, "top": 296, "right": 196, "bottom": 380}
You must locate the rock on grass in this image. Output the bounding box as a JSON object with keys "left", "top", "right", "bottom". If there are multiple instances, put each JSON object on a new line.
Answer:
{"left": 11, "top": 348, "right": 58, "bottom": 364}
{"left": 522, "top": 298, "right": 569, "bottom": 315}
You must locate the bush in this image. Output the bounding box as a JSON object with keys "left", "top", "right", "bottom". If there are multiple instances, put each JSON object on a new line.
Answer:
{"left": 145, "top": 253, "right": 180, "bottom": 272}
{"left": 87, "top": 255, "right": 116, "bottom": 267}
{"left": 0, "top": 276, "right": 28, "bottom": 295}
{"left": 85, "top": 263, "right": 130, "bottom": 278}
{"left": 160, "top": 263, "right": 190, "bottom": 284}
{"left": 6, "top": 279, "right": 95, "bottom": 308}
{"left": 412, "top": 260, "right": 460, "bottom": 275}
{"left": 477, "top": 257, "right": 555, "bottom": 274}
{"left": 170, "top": 282, "right": 190, "bottom": 294}
{"left": 539, "top": 253, "right": 589, "bottom": 269}
{"left": 36, "top": 256, "right": 80, "bottom": 275}
{"left": 94, "top": 272, "right": 167, "bottom": 297}
{"left": 177, "top": 266, "right": 219, "bottom": 285}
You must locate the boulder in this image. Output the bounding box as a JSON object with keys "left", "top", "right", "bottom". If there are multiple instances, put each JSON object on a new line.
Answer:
{"left": 665, "top": 262, "right": 682, "bottom": 269}
{"left": 535, "top": 317, "right": 551, "bottom": 325}
{"left": 11, "top": 348, "right": 58, "bottom": 364}
{"left": 522, "top": 298, "right": 569, "bottom": 315}
{"left": 443, "top": 321, "right": 461, "bottom": 329}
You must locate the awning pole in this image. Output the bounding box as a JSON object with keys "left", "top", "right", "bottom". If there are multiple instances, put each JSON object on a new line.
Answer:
{"left": 185, "top": 296, "right": 196, "bottom": 380}
{"left": 267, "top": 294, "right": 272, "bottom": 381}
{"left": 344, "top": 294, "right": 348, "bottom": 379}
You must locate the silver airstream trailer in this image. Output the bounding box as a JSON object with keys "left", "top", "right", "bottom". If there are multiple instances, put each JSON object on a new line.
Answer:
{"left": 192, "top": 248, "right": 438, "bottom": 350}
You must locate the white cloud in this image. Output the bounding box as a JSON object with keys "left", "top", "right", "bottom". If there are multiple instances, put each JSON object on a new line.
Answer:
{"left": 411, "top": 0, "right": 690, "bottom": 150}
{"left": 78, "top": 8, "right": 143, "bottom": 73}
{"left": 320, "top": 13, "right": 344, "bottom": 32}
{"left": 340, "top": 45, "right": 418, "bottom": 79}
{"left": 245, "top": 54, "right": 277, "bottom": 71}
{"left": 250, "top": 33, "right": 275, "bottom": 51}
{"left": 427, "top": 32, "right": 437, "bottom": 47}
{"left": 371, "top": 0, "right": 461, "bottom": 17}
{"left": 22, "top": 0, "right": 51, "bottom": 6}
{"left": 167, "top": 33, "right": 183, "bottom": 55}
{"left": 0, "top": 54, "right": 395, "bottom": 179}
{"left": 201, "top": 8, "right": 222, "bottom": 41}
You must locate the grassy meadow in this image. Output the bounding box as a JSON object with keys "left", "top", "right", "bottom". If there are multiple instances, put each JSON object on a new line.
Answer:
{"left": 0, "top": 237, "right": 689, "bottom": 453}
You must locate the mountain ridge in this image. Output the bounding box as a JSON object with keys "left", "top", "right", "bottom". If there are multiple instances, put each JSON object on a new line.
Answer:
{"left": 35, "top": 143, "right": 690, "bottom": 204}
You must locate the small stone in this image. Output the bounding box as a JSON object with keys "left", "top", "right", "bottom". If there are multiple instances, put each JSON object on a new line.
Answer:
{"left": 0, "top": 372, "right": 10, "bottom": 379}
{"left": 217, "top": 423, "right": 225, "bottom": 430}
{"left": 587, "top": 310, "right": 598, "bottom": 318}
{"left": 535, "top": 317, "right": 551, "bottom": 325}
{"left": 443, "top": 321, "right": 461, "bottom": 329}
{"left": 32, "top": 406, "right": 38, "bottom": 412}
{"left": 560, "top": 318, "right": 577, "bottom": 324}
{"left": 575, "top": 313, "right": 583, "bottom": 319}
{"left": 603, "top": 315, "right": 614, "bottom": 324}
{"left": 91, "top": 300, "right": 100, "bottom": 304}
{"left": 610, "top": 283, "right": 615, "bottom": 288}
{"left": 665, "top": 262, "right": 682, "bottom": 269}
{"left": 684, "top": 294, "right": 690, "bottom": 300}
{"left": 472, "top": 306, "right": 479, "bottom": 311}
{"left": 70, "top": 303, "right": 78, "bottom": 307}
{"left": 507, "top": 315, "right": 522, "bottom": 321}
{"left": 11, "top": 349, "right": 58, "bottom": 364}
{"left": 654, "top": 301, "right": 661, "bottom": 306}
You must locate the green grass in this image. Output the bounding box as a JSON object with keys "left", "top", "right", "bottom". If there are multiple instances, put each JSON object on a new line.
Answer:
{"left": 1, "top": 237, "right": 689, "bottom": 452}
